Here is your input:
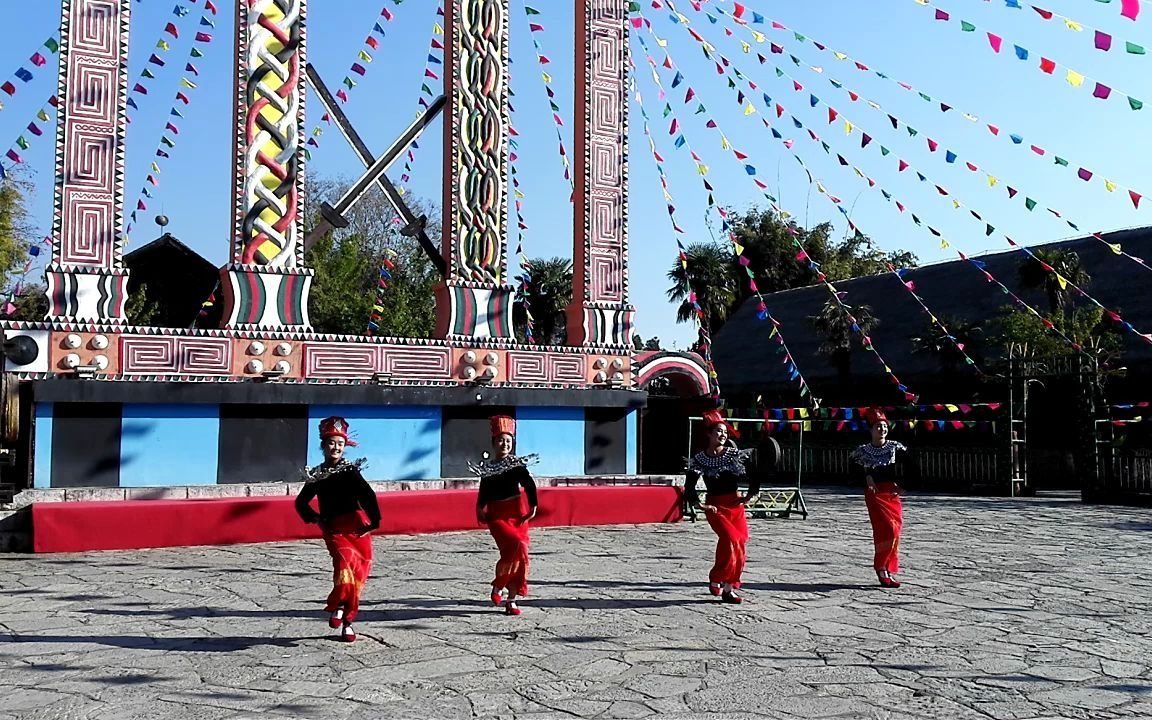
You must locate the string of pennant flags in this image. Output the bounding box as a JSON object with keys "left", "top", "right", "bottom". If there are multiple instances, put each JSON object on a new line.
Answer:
{"left": 764, "top": 402, "right": 1004, "bottom": 419}
{"left": 0, "top": 95, "right": 58, "bottom": 177}
{"left": 126, "top": 5, "right": 213, "bottom": 124}
{"left": 709, "top": 3, "right": 1149, "bottom": 212}
{"left": 678, "top": 2, "right": 1152, "bottom": 351}
{"left": 524, "top": 3, "right": 574, "bottom": 190}
{"left": 0, "top": 236, "right": 53, "bottom": 317}
{"left": 508, "top": 79, "right": 537, "bottom": 343}
{"left": 397, "top": 6, "right": 445, "bottom": 191}
{"left": 988, "top": 0, "right": 1147, "bottom": 56}
{"left": 693, "top": 13, "right": 1152, "bottom": 350}
{"left": 761, "top": 417, "right": 998, "bottom": 432}
{"left": 642, "top": 8, "right": 922, "bottom": 402}
{"left": 910, "top": 0, "right": 1144, "bottom": 110}
{"left": 127, "top": 3, "right": 216, "bottom": 238}
{"left": 633, "top": 43, "right": 815, "bottom": 403}
{"left": 630, "top": 56, "right": 719, "bottom": 397}
{"left": 365, "top": 248, "right": 398, "bottom": 336}
{"left": 0, "top": 35, "right": 58, "bottom": 110}
{"left": 304, "top": 1, "right": 406, "bottom": 161}
{"left": 704, "top": 6, "right": 1152, "bottom": 276}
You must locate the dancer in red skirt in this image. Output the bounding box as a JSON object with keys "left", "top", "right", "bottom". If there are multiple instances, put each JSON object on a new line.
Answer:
{"left": 850, "top": 409, "right": 908, "bottom": 588}
{"left": 295, "top": 416, "right": 381, "bottom": 642}
{"left": 685, "top": 410, "right": 760, "bottom": 604}
{"left": 472, "top": 415, "right": 538, "bottom": 616}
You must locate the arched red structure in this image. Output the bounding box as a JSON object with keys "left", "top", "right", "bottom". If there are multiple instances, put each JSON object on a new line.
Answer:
{"left": 634, "top": 351, "right": 710, "bottom": 397}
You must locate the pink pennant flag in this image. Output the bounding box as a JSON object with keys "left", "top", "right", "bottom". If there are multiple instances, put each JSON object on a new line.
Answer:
{"left": 1032, "top": 7, "right": 1054, "bottom": 20}
{"left": 1121, "top": 0, "right": 1139, "bottom": 20}
{"left": 987, "top": 33, "right": 1003, "bottom": 53}
{"left": 381, "top": 7, "right": 394, "bottom": 21}
{"left": 29, "top": 52, "right": 46, "bottom": 67}
{"left": 1094, "top": 31, "right": 1113, "bottom": 51}
{"left": 934, "top": 9, "right": 949, "bottom": 20}
{"left": 927, "top": 138, "right": 938, "bottom": 152}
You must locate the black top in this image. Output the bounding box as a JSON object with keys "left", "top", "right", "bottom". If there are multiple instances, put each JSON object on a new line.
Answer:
{"left": 849, "top": 441, "right": 908, "bottom": 485}
{"left": 684, "top": 446, "right": 759, "bottom": 507}
{"left": 475, "top": 457, "right": 539, "bottom": 508}
{"left": 295, "top": 460, "right": 381, "bottom": 528}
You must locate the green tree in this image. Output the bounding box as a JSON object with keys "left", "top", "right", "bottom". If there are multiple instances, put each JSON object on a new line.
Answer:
{"left": 303, "top": 174, "right": 440, "bottom": 336}
{"left": 666, "top": 241, "right": 736, "bottom": 336}
{"left": 512, "top": 256, "right": 572, "bottom": 345}
{"left": 990, "top": 305, "right": 1120, "bottom": 364}
{"left": 0, "top": 175, "right": 36, "bottom": 280}
{"left": 125, "top": 283, "right": 161, "bottom": 325}
{"left": 808, "top": 298, "right": 879, "bottom": 380}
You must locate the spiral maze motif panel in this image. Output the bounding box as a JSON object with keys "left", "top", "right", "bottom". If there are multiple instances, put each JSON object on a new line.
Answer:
{"left": 449, "top": 0, "right": 508, "bottom": 284}
{"left": 52, "top": 0, "right": 130, "bottom": 273}
{"left": 236, "top": 0, "right": 304, "bottom": 268}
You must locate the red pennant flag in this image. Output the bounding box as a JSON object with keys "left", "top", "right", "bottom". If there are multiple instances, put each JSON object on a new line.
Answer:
{"left": 827, "top": 108, "right": 838, "bottom": 123}
{"left": 1039, "top": 57, "right": 1056, "bottom": 74}
{"left": 205, "top": 0, "right": 218, "bottom": 14}
{"left": 927, "top": 138, "right": 938, "bottom": 152}
{"left": 848, "top": 91, "right": 859, "bottom": 102}
{"left": 0, "top": 81, "right": 15, "bottom": 96}
{"left": 1130, "top": 190, "right": 1143, "bottom": 208}
{"left": 365, "top": 36, "right": 379, "bottom": 50}
{"left": 164, "top": 22, "right": 179, "bottom": 38}
{"left": 1032, "top": 7, "right": 1054, "bottom": 20}
{"left": 165, "top": 122, "right": 179, "bottom": 134}
{"left": 898, "top": 159, "right": 909, "bottom": 172}
{"left": 176, "top": 91, "right": 190, "bottom": 104}
{"left": 195, "top": 32, "right": 212, "bottom": 43}
{"left": 987, "top": 124, "right": 1000, "bottom": 135}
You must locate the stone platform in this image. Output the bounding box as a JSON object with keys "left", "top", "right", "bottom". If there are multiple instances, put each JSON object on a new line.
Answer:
{"left": 1, "top": 489, "right": 1150, "bottom": 719}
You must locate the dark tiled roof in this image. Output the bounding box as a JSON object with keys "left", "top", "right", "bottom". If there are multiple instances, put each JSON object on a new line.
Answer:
{"left": 712, "top": 227, "right": 1152, "bottom": 397}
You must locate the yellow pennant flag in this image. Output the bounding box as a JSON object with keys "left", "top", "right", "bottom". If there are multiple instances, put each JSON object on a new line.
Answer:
{"left": 1064, "top": 19, "right": 1083, "bottom": 32}
{"left": 953, "top": 199, "right": 961, "bottom": 209}
{"left": 799, "top": 408, "right": 809, "bottom": 418}
{"left": 180, "top": 78, "right": 196, "bottom": 89}
{"left": 988, "top": 175, "right": 999, "bottom": 187}
{"left": 946, "top": 404, "right": 959, "bottom": 412}
{"left": 676, "top": 12, "right": 689, "bottom": 24}
{"left": 1056, "top": 274, "right": 1068, "bottom": 290}
{"left": 844, "top": 120, "right": 854, "bottom": 135}
{"left": 358, "top": 50, "right": 372, "bottom": 62}
{"left": 854, "top": 167, "right": 864, "bottom": 178}
{"left": 803, "top": 421, "right": 812, "bottom": 432}
{"left": 1104, "top": 179, "right": 1117, "bottom": 192}
{"left": 914, "top": 0, "right": 928, "bottom": 4}
{"left": 940, "top": 238, "right": 950, "bottom": 249}
{"left": 696, "top": 162, "right": 709, "bottom": 175}
{"left": 1066, "top": 69, "right": 1085, "bottom": 87}
{"left": 751, "top": 31, "right": 766, "bottom": 43}
{"left": 515, "top": 189, "right": 524, "bottom": 199}
{"left": 833, "top": 52, "right": 848, "bottom": 60}
{"left": 720, "top": 135, "right": 731, "bottom": 150}
{"left": 655, "top": 34, "right": 668, "bottom": 48}
{"left": 734, "top": 242, "right": 745, "bottom": 255}
{"left": 740, "top": 41, "right": 751, "bottom": 54}
{"left": 1109, "top": 243, "right": 1123, "bottom": 254}
{"left": 433, "top": 22, "right": 443, "bottom": 35}
{"left": 816, "top": 182, "right": 827, "bottom": 194}
{"left": 541, "top": 71, "right": 552, "bottom": 84}
{"left": 744, "top": 103, "right": 756, "bottom": 115}
{"left": 151, "top": 162, "right": 161, "bottom": 173}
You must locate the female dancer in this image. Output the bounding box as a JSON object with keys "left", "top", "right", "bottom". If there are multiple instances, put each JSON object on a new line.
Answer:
{"left": 295, "top": 416, "right": 381, "bottom": 641}
{"left": 850, "top": 409, "right": 908, "bottom": 588}
{"left": 472, "top": 415, "right": 539, "bottom": 616}
{"left": 685, "top": 410, "right": 760, "bottom": 604}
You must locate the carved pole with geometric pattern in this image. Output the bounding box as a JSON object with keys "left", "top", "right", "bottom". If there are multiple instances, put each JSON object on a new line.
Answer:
{"left": 434, "top": 0, "right": 515, "bottom": 340}
{"left": 565, "top": 0, "right": 634, "bottom": 349}
{"left": 46, "top": 0, "right": 132, "bottom": 323}
{"left": 221, "top": 0, "right": 314, "bottom": 329}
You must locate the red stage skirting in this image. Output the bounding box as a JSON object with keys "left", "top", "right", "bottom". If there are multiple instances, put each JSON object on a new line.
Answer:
{"left": 30, "top": 486, "right": 683, "bottom": 553}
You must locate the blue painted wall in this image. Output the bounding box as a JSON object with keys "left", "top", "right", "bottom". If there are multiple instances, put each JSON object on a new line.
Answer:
{"left": 626, "top": 409, "right": 638, "bottom": 475}
{"left": 33, "top": 404, "right": 52, "bottom": 489}
{"left": 308, "top": 405, "right": 442, "bottom": 481}
{"left": 119, "top": 404, "right": 220, "bottom": 487}
{"left": 517, "top": 407, "right": 585, "bottom": 476}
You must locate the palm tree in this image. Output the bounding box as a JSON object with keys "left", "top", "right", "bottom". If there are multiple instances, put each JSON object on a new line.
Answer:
{"left": 1017, "top": 249, "right": 1090, "bottom": 320}
{"left": 910, "top": 315, "right": 985, "bottom": 374}
{"left": 512, "top": 256, "right": 573, "bottom": 345}
{"left": 808, "top": 297, "right": 879, "bottom": 380}
{"left": 665, "top": 242, "right": 737, "bottom": 336}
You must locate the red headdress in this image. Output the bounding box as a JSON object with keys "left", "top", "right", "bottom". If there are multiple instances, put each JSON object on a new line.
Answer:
{"left": 490, "top": 415, "right": 516, "bottom": 438}
{"left": 864, "top": 408, "right": 889, "bottom": 427}
{"left": 701, "top": 409, "right": 740, "bottom": 438}
{"left": 318, "top": 416, "right": 358, "bottom": 446}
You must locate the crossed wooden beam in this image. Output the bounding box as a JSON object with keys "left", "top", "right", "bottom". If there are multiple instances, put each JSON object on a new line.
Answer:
{"left": 303, "top": 63, "right": 448, "bottom": 277}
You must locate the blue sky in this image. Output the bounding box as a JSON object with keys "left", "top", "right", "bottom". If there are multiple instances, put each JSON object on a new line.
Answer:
{"left": 2, "top": 0, "right": 1150, "bottom": 349}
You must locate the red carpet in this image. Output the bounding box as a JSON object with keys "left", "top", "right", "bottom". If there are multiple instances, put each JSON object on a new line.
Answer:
{"left": 31, "top": 486, "right": 683, "bottom": 553}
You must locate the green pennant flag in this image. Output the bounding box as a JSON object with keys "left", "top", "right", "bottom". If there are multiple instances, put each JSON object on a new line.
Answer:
{"left": 1025, "top": 198, "right": 1037, "bottom": 211}
{"left": 303, "top": 148, "right": 312, "bottom": 162}
{"left": 793, "top": 32, "right": 806, "bottom": 42}
{"left": 15, "top": 136, "right": 29, "bottom": 150}
{"left": 1126, "top": 41, "right": 1146, "bottom": 55}
{"left": 918, "top": 92, "right": 932, "bottom": 102}
{"left": 420, "top": 83, "right": 432, "bottom": 95}
{"left": 343, "top": 77, "right": 356, "bottom": 89}
{"left": 156, "top": 40, "right": 170, "bottom": 51}
{"left": 695, "top": 103, "right": 706, "bottom": 114}
{"left": 1129, "top": 96, "right": 1144, "bottom": 110}
{"left": 525, "top": 5, "right": 541, "bottom": 13}
{"left": 628, "top": 1, "right": 640, "bottom": 11}
{"left": 190, "top": 47, "right": 203, "bottom": 58}
{"left": 141, "top": 68, "right": 155, "bottom": 79}
{"left": 907, "top": 126, "right": 918, "bottom": 137}
{"left": 161, "top": 136, "right": 175, "bottom": 148}
{"left": 44, "top": 38, "right": 59, "bottom": 53}
{"left": 775, "top": 68, "right": 784, "bottom": 78}
{"left": 960, "top": 20, "right": 976, "bottom": 31}
{"left": 662, "top": 103, "right": 671, "bottom": 118}
{"left": 985, "top": 224, "right": 995, "bottom": 236}
{"left": 880, "top": 146, "right": 890, "bottom": 156}
{"left": 1054, "top": 156, "right": 1069, "bottom": 166}
{"left": 36, "top": 109, "right": 49, "bottom": 122}
{"left": 727, "top": 77, "right": 736, "bottom": 88}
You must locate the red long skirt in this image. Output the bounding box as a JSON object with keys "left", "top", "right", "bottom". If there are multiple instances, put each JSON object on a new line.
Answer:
{"left": 705, "top": 492, "right": 749, "bottom": 587}
{"left": 322, "top": 511, "right": 373, "bottom": 623}
{"left": 865, "top": 482, "right": 903, "bottom": 574}
{"left": 486, "top": 496, "right": 530, "bottom": 598}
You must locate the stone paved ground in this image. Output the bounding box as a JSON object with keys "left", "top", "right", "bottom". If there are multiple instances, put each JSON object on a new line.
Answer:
{"left": 2, "top": 489, "right": 1151, "bottom": 720}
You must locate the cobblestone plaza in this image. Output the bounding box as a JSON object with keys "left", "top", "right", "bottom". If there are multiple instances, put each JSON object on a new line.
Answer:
{"left": 2, "top": 490, "right": 1151, "bottom": 719}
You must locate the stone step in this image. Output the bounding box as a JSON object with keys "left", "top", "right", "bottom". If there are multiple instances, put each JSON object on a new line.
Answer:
{"left": 0, "top": 508, "right": 30, "bottom": 553}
